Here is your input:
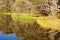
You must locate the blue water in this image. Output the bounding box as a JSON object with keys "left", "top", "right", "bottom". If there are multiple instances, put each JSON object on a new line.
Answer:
{"left": 0, "top": 31, "right": 22, "bottom": 40}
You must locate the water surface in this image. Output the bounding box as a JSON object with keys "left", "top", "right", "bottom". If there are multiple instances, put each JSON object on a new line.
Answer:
{"left": 0, "top": 31, "right": 22, "bottom": 40}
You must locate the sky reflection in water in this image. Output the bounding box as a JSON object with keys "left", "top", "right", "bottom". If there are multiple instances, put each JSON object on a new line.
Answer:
{"left": 0, "top": 31, "right": 22, "bottom": 40}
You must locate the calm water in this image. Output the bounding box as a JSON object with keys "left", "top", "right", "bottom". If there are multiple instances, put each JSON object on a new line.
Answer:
{"left": 0, "top": 31, "right": 22, "bottom": 40}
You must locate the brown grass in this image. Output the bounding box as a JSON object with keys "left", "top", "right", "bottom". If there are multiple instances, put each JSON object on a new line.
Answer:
{"left": 0, "top": 15, "right": 53, "bottom": 40}
{"left": 0, "top": 15, "right": 60, "bottom": 40}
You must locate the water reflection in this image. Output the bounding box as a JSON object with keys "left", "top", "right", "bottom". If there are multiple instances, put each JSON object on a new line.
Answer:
{"left": 0, "top": 31, "right": 22, "bottom": 40}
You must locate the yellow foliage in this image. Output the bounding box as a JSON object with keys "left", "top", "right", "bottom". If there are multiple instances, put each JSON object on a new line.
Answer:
{"left": 37, "top": 17, "right": 60, "bottom": 31}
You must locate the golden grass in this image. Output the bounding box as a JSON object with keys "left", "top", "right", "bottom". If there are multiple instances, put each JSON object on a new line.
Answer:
{"left": 0, "top": 13, "right": 60, "bottom": 31}
{"left": 37, "top": 16, "right": 60, "bottom": 30}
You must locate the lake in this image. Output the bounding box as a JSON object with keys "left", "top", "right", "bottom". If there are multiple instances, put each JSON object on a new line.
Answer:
{"left": 0, "top": 31, "right": 22, "bottom": 40}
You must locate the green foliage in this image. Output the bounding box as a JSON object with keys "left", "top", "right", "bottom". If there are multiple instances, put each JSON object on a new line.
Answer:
{"left": 11, "top": 14, "right": 36, "bottom": 22}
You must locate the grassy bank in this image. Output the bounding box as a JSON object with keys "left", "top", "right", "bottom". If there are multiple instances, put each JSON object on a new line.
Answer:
{"left": 0, "top": 13, "right": 60, "bottom": 40}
